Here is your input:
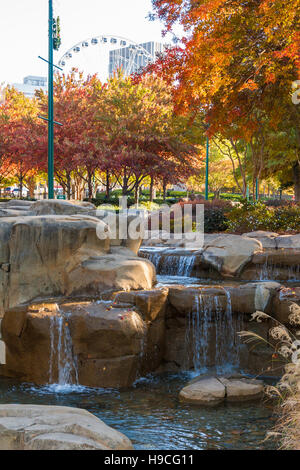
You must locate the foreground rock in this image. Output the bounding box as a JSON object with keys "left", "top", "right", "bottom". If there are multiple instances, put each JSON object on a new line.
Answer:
{"left": 179, "top": 375, "right": 264, "bottom": 406}
{"left": 0, "top": 404, "right": 133, "bottom": 450}
{"left": 0, "top": 215, "right": 155, "bottom": 316}
{"left": 1, "top": 293, "right": 168, "bottom": 387}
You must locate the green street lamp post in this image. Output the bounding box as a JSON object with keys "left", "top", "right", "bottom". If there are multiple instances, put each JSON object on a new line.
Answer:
{"left": 48, "top": 0, "right": 54, "bottom": 199}
{"left": 205, "top": 135, "right": 209, "bottom": 200}
{"left": 256, "top": 178, "right": 259, "bottom": 201}
{"left": 38, "top": 2, "right": 62, "bottom": 199}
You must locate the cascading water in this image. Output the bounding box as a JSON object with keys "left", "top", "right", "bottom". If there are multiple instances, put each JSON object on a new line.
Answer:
{"left": 185, "top": 290, "right": 242, "bottom": 373}
{"left": 49, "top": 309, "right": 79, "bottom": 389}
{"left": 142, "top": 250, "right": 196, "bottom": 277}
{"left": 259, "top": 255, "right": 300, "bottom": 281}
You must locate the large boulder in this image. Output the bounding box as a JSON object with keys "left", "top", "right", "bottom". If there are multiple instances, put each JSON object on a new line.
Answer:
{"left": 201, "top": 235, "right": 263, "bottom": 277}
{"left": 0, "top": 404, "right": 133, "bottom": 450}
{"left": 31, "top": 199, "right": 96, "bottom": 216}
{"left": 0, "top": 216, "right": 155, "bottom": 316}
{"left": 228, "top": 281, "right": 280, "bottom": 314}
{"left": 242, "top": 231, "right": 278, "bottom": 249}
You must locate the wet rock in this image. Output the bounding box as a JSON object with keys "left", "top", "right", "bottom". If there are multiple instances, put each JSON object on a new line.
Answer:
{"left": 179, "top": 375, "right": 264, "bottom": 406}
{"left": 227, "top": 282, "right": 280, "bottom": 315}
{"left": 114, "top": 287, "right": 168, "bottom": 322}
{"left": 1, "top": 301, "right": 148, "bottom": 387}
{"left": 168, "top": 285, "right": 227, "bottom": 315}
{"left": 218, "top": 376, "right": 264, "bottom": 401}
{"left": 272, "top": 287, "right": 300, "bottom": 324}
{"left": 0, "top": 404, "right": 133, "bottom": 450}
{"left": 179, "top": 377, "right": 226, "bottom": 405}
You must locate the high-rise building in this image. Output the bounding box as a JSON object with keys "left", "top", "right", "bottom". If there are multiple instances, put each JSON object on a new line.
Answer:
{"left": 109, "top": 41, "right": 166, "bottom": 77}
{"left": 12, "top": 76, "right": 47, "bottom": 98}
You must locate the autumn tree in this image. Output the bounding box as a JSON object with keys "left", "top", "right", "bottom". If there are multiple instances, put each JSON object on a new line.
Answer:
{"left": 151, "top": 0, "right": 300, "bottom": 199}
{"left": 94, "top": 72, "right": 200, "bottom": 203}
{"left": 0, "top": 87, "right": 44, "bottom": 196}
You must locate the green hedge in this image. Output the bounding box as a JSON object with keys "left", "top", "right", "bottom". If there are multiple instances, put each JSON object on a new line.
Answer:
{"left": 226, "top": 201, "right": 300, "bottom": 233}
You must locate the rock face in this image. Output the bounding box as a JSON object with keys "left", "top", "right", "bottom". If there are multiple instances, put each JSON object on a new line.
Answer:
{"left": 0, "top": 404, "right": 133, "bottom": 450}
{"left": 1, "top": 293, "right": 168, "bottom": 387}
{"left": 31, "top": 199, "right": 96, "bottom": 216}
{"left": 179, "top": 375, "right": 264, "bottom": 406}
{"left": 141, "top": 231, "right": 300, "bottom": 281}
{"left": 0, "top": 214, "right": 155, "bottom": 317}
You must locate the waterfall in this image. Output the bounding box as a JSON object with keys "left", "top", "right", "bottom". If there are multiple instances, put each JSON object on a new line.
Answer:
{"left": 49, "top": 310, "right": 79, "bottom": 386}
{"left": 185, "top": 290, "right": 242, "bottom": 373}
{"left": 259, "top": 258, "right": 300, "bottom": 281}
{"left": 143, "top": 250, "right": 196, "bottom": 277}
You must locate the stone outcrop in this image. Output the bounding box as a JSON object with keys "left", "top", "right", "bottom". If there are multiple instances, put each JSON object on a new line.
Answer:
{"left": 0, "top": 214, "right": 155, "bottom": 317}
{"left": 141, "top": 231, "right": 300, "bottom": 281}
{"left": 31, "top": 199, "right": 97, "bottom": 216}
{"left": 0, "top": 404, "right": 133, "bottom": 450}
{"left": 179, "top": 375, "right": 264, "bottom": 406}
{"left": 1, "top": 292, "right": 169, "bottom": 387}
{"left": 272, "top": 286, "right": 300, "bottom": 324}
{"left": 200, "top": 235, "right": 263, "bottom": 277}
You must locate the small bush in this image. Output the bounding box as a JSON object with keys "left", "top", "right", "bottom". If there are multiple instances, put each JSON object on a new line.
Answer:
{"left": 226, "top": 201, "right": 300, "bottom": 233}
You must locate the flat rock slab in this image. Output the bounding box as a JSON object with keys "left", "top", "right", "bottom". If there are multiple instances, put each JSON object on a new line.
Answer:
{"left": 179, "top": 375, "right": 264, "bottom": 406}
{"left": 0, "top": 404, "right": 133, "bottom": 450}
{"left": 179, "top": 377, "right": 226, "bottom": 405}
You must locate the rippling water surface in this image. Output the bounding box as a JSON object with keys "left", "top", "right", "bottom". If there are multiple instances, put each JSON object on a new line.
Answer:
{"left": 0, "top": 373, "right": 278, "bottom": 450}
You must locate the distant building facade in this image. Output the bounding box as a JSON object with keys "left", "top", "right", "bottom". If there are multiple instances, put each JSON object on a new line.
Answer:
{"left": 109, "top": 41, "right": 166, "bottom": 77}
{"left": 12, "top": 76, "right": 47, "bottom": 98}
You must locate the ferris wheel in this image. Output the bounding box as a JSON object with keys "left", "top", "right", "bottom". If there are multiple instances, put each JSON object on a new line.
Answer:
{"left": 58, "top": 35, "right": 156, "bottom": 81}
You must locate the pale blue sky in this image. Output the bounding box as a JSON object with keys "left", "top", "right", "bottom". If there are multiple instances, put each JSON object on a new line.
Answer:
{"left": 0, "top": 0, "right": 169, "bottom": 84}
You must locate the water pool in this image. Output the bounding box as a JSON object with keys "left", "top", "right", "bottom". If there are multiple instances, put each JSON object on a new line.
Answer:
{"left": 0, "top": 372, "right": 278, "bottom": 450}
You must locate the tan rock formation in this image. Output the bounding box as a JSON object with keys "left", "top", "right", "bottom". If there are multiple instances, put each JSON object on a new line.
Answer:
{"left": 179, "top": 375, "right": 264, "bottom": 406}
{"left": 201, "top": 235, "right": 263, "bottom": 277}
{"left": 0, "top": 404, "right": 133, "bottom": 450}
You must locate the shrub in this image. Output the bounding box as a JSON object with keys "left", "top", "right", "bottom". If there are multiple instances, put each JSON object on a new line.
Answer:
{"left": 177, "top": 200, "right": 233, "bottom": 233}
{"left": 264, "top": 199, "right": 293, "bottom": 207}
{"left": 226, "top": 201, "right": 300, "bottom": 233}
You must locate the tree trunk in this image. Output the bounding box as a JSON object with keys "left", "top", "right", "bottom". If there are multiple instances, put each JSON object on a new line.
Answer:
{"left": 150, "top": 176, "right": 154, "bottom": 202}
{"left": 163, "top": 179, "right": 167, "bottom": 202}
{"left": 66, "top": 173, "right": 71, "bottom": 200}
{"left": 87, "top": 173, "right": 93, "bottom": 202}
{"left": 19, "top": 173, "right": 23, "bottom": 199}
{"left": 293, "top": 162, "right": 300, "bottom": 202}
{"left": 106, "top": 171, "right": 110, "bottom": 200}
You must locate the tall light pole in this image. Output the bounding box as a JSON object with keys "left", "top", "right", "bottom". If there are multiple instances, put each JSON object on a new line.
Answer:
{"left": 38, "top": 2, "right": 62, "bottom": 198}
{"left": 48, "top": 0, "right": 54, "bottom": 199}
{"left": 204, "top": 124, "right": 210, "bottom": 201}
{"left": 205, "top": 136, "right": 209, "bottom": 200}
